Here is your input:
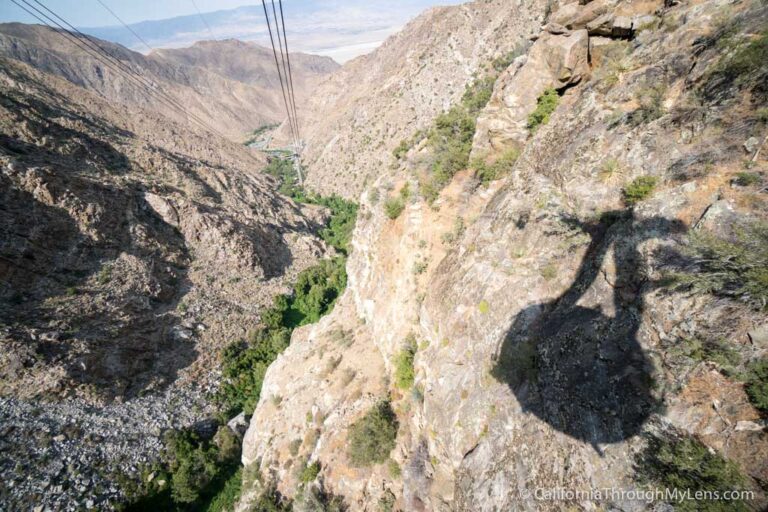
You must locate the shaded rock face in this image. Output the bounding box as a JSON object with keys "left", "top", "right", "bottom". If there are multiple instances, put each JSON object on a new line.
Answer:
{"left": 493, "top": 214, "right": 685, "bottom": 449}
{"left": 0, "top": 57, "right": 328, "bottom": 403}
{"left": 0, "top": 168, "right": 194, "bottom": 398}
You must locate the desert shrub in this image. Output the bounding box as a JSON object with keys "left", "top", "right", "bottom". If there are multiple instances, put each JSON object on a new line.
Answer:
{"left": 394, "top": 340, "right": 417, "bottom": 390}
{"left": 712, "top": 29, "right": 768, "bottom": 87}
{"left": 393, "top": 139, "right": 410, "bottom": 160}
{"left": 412, "top": 260, "right": 427, "bottom": 275}
{"left": 744, "top": 357, "right": 768, "bottom": 415}
{"left": 598, "top": 159, "right": 621, "bottom": 181}
{"left": 262, "top": 160, "right": 358, "bottom": 253}
{"left": 672, "top": 337, "right": 740, "bottom": 370}
{"left": 313, "top": 195, "right": 358, "bottom": 254}
{"left": 527, "top": 88, "right": 559, "bottom": 132}
{"left": 160, "top": 427, "right": 241, "bottom": 507}
{"left": 294, "top": 486, "right": 346, "bottom": 512}
{"left": 428, "top": 106, "right": 477, "bottom": 187}
{"left": 491, "top": 44, "right": 527, "bottom": 72}
{"left": 472, "top": 147, "right": 520, "bottom": 184}
{"left": 540, "top": 264, "right": 557, "bottom": 281}
{"left": 635, "top": 434, "right": 749, "bottom": 511}
{"left": 733, "top": 172, "right": 762, "bottom": 186}
{"left": 387, "top": 460, "right": 402, "bottom": 479}
{"left": 250, "top": 487, "right": 293, "bottom": 512}
{"left": 491, "top": 337, "right": 539, "bottom": 389}
{"left": 461, "top": 76, "right": 496, "bottom": 114}
{"left": 204, "top": 468, "right": 243, "bottom": 512}
{"left": 219, "top": 328, "right": 290, "bottom": 415}
{"left": 347, "top": 401, "right": 399, "bottom": 467}
{"left": 420, "top": 76, "right": 498, "bottom": 202}
{"left": 292, "top": 257, "right": 347, "bottom": 324}
{"left": 384, "top": 198, "right": 405, "bottom": 220}
{"left": 219, "top": 258, "right": 346, "bottom": 415}
{"left": 628, "top": 85, "right": 666, "bottom": 126}
{"left": 622, "top": 176, "right": 658, "bottom": 205}
{"left": 378, "top": 491, "right": 396, "bottom": 512}
{"left": 667, "top": 221, "right": 768, "bottom": 310}
{"left": 244, "top": 123, "right": 279, "bottom": 146}
{"left": 299, "top": 461, "right": 321, "bottom": 484}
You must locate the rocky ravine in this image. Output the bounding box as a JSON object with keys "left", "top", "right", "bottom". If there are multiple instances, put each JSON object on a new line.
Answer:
{"left": 0, "top": 55, "right": 330, "bottom": 510}
{"left": 240, "top": 0, "right": 768, "bottom": 510}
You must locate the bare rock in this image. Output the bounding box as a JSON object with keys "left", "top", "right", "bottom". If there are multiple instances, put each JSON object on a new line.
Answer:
{"left": 551, "top": 0, "right": 612, "bottom": 29}
{"left": 612, "top": 15, "right": 634, "bottom": 38}
{"left": 586, "top": 13, "right": 615, "bottom": 35}
{"left": 748, "top": 325, "right": 768, "bottom": 345}
{"left": 744, "top": 136, "right": 760, "bottom": 154}
{"left": 473, "top": 29, "right": 589, "bottom": 155}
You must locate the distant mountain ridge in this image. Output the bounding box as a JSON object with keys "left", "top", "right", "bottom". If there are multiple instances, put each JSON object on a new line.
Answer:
{"left": 0, "top": 23, "right": 338, "bottom": 140}
{"left": 80, "top": 1, "right": 462, "bottom": 62}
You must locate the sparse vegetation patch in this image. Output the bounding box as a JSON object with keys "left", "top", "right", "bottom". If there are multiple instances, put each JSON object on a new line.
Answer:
{"left": 666, "top": 220, "right": 768, "bottom": 310}
{"left": 634, "top": 434, "right": 749, "bottom": 512}
{"left": 347, "top": 401, "right": 399, "bottom": 467}
{"left": 622, "top": 176, "right": 658, "bottom": 205}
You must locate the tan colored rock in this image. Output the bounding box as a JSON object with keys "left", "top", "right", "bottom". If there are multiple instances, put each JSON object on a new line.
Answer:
{"left": 587, "top": 12, "right": 615, "bottom": 36}
{"left": 551, "top": 0, "right": 613, "bottom": 29}
{"left": 473, "top": 29, "right": 589, "bottom": 156}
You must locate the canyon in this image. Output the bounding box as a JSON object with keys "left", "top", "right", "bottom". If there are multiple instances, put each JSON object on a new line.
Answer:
{"left": 1, "top": 0, "right": 767, "bottom": 510}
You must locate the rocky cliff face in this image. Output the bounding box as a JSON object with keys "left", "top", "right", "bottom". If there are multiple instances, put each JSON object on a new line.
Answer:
{"left": 0, "top": 55, "right": 330, "bottom": 509}
{"left": 0, "top": 25, "right": 338, "bottom": 141}
{"left": 297, "top": 0, "right": 548, "bottom": 199}
{"left": 241, "top": 0, "right": 768, "bottom": 510}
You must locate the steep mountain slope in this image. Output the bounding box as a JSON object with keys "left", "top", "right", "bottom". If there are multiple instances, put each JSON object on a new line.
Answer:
{"left": 0, "top": 24, "right": 338, "bottom": 140}
{"left": 0, "top": 53, "right": 330, "bottom": 510}
{"left": 240, "top": 0, "right": 768, "bottom": 510}
{"left": 297, "top": 0, "right": 547, "bottom": 199}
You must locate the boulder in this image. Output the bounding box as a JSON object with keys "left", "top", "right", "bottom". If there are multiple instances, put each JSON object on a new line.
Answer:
{"left": 551, "top": 0, "right": 612, "bottom": 30}
{"left": 586, "top": 13, "right": 615, "bottom": 36}
{"left": 744, "top": 136, "right": 760, "bottom": 154}
{"left": 612, "top": 15, "right": 634, "bottom": 38}
{"left": 227, "top": 412, "right": 249, "bottom": 437}
{"left": 543, "top": 22, "right": 570, "bottom": 35}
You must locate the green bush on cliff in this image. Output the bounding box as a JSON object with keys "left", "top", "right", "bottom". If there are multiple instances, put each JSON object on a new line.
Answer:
{"left": 667, "top": 220, "right": 768, "bottom": 310}
{"left": 219, "top": 258, "right": 346, "bottom": 416}
{"left": 347, "top": 401, "right": 399, "bottom": 467}
{"left": 394, "top": 337, "right": 417, "bottom": 390}
{"left": 120, "top": 426, "right": 242, "bottom": 511}
{"left": 622, "top": 176, "right": 658, "bottom": 205}
{"left": 527, "top": 88, "right": 559, "bottom": 132}
{"left": 292, "top": 257, "right": 347, "bottom": 324}
{"left": 384, "top": 197, "right": 405, "bottom": 219}
{"left": 420, "top": 76, "right": 497, "bottom": 202}
{"left": 635, "top": 434, "right": 749, "bottom": 512}
{"left": 745, "top": 357, "right": 768, "bottom": 415}
{"left": 472, "top": 147, "right": 520, "bottom": 185}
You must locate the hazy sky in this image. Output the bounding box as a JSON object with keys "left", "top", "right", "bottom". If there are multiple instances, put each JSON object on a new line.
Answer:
{"left": 1, "top": 1, "right": 272, "bottom": 26}
{"left": 0, "top": 1, "right": 460, "bottom": 27}
{"left": 0, "top": 1, "right": 463, "bottom": 62}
